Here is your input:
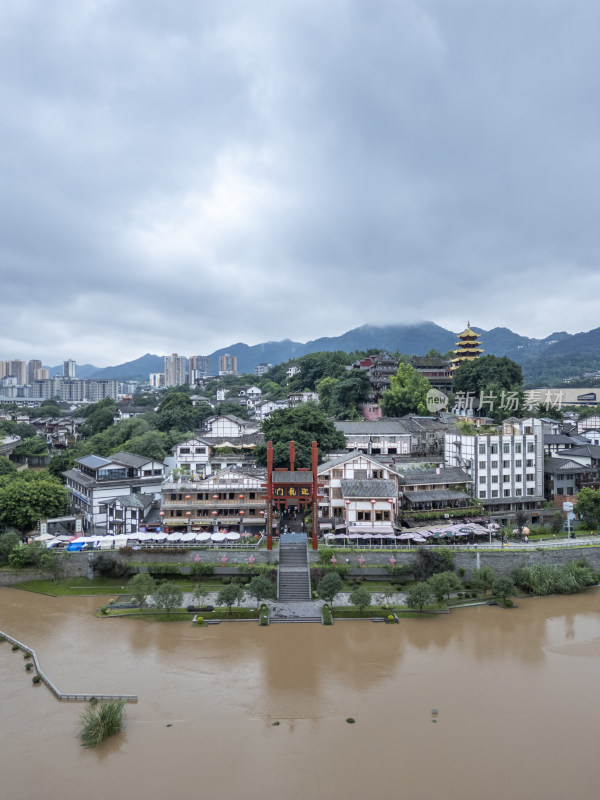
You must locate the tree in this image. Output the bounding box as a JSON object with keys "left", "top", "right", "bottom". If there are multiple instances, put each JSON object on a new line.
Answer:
{"left": 12, "top": 436, "right": 48, "bottom": 458}
{"left": 122, "top": 430, "right": 169, "bottom": 461}
{"left": 256, "top": 404, "right": 346, "bottom": 468}
{"left": 428, "top": 571, "right": 462, "bottom": 603}
{"left": 413, "top": 547, "right": 454, "bottom": 580}
{"left": 317, "top": 572, "right": 344, "bottom": 606}
{"left": 287, "top": 351, "right": 352, "bottom": 392}
{"left": 472, "top": 566, "right": 495, "bottom": 595}
{"left": 217, "top": 583, "right": 245, "bottom": 615}
{"left": 349, "top": 586, "right": 372, "bottom": 615}
{"left": 152, "top": 581, "right": 184, "bottom": 614}
{"left": 0, "top": 456, "right": 16, "bottom": 476}
{"left": 492, "top": 576, "right": 516, "bottom": 604}
{"left": 39, "top": 550, "right": 63, "bottom": 582}
{"left": 0, "top": 530, "right": 20, "bottom": 558}
{"left": 0, "top": 472, "right": 69, "bottom": 532}
{"left": 48, "top": 451, "right": 77, "bottom": 482}
{"left": 404, "top": 582, "right": 434, "bottom": 614}
{"left": 156, "top": 393, "right": 199, "bottom": 433}
{"left": 380, "top": 362, "right": 432, "bottom": 417}
{"left": 192, "top": 583, "right": 210, "bottom": 605}
{"left": 246, "top": 575, "right": 276, "bottom": 606}
{"left": 127, "top": 573, "right": 156, "bottom": 608}
{"left": 328, "top": 371, "right": 372, "bottom": 419}
{"left": 452, "top": 355, "right": 523, "bottom": 397}
{"left": 550, "top": 510, "right": 564, "bottom": 535}
{"left": 575, "top": 487, "right": 600, "bottom": 529}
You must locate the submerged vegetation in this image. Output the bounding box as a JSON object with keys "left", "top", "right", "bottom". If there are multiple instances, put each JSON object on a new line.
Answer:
{"left": 79, "top": 698, "right": 126, "bottom": 748}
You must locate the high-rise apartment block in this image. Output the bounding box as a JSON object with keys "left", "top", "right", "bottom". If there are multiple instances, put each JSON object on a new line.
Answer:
{"left": 189, "top": 355, "right": 211, "bottom": 384}
{"left": 164, "top": 354, "right": 187, "bottom": 387}
{"left": 27, "top": 359, "right": 42, "bottom": 384}
{"left": 0, "top": 360, "right": 27, "bottom": 384}
{"left": 218, "top": 353, "right": 237, "bottom": 375}
{"left": 63, "top": 359, "right": 76, "bottom": 378}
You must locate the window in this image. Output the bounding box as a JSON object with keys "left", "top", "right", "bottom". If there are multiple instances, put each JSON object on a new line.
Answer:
{"left": 491, "top": 490, "right": 499, "bottom": 497}
{"left": 491, "top": 461, "right": 498, "bottom": 469}
{"left": 527, "top": 488, "right": 534, "bottom": 495}
{"left": 503, "top": 475, "right": 511, "bottom": 482}
{"left": 557, "top": 487, "right": 564, "bottom": 495}
{"left": 180, "top": 448, "right": 190, "bottom": 454}
{"left": 479, "top": 490, "right": 486, "bottom": 498}
{"left": 515, "top": 474, "right": 522, "bottom": 483}
{"left": 479, "top": 461, "right": 486, "bottom": 469}
{"left": 490, "top": 444, "right": 498, "bottom": 454}
{"left": 357, "top": 510, "right": 368, "bottom": 521}
{"left": 503, "top": 443, "right": 510, "bottom": 454}
{"left": 504, "top": 489, "right": 511, "bottom": 497}
{"left": 503, "top": 460, "right": 510, "bottom": 469}
{"left": 526, "top": 459, "right": 534, "bottom": 468}
{"left": 515, "top": 460, "right": 522, "bottom": 468}
{"left": 479, "top": 477, "right": 486, "bottom": 484}
{"left": 527, "top": 443, "right": 535, "bottom": 453}
{"left": 515, "top": 488, "right": 522, "bottom": 496}
{"left": 515, "top": 443, "right": 522, "bottom": 454}
{"left": 526, "top": 474, "right": 535, "bottom": 482}
{"left": 491, "top": 475, "right": 499, "bottom": 483}
{"left": 479, "top": 444, "right": 486, "bottom": 454}
{"left": 566, "top": 486, "right": 574, "bottom": 495}
{"left": 332, "top": 470, "right": 343, "bottom": 478}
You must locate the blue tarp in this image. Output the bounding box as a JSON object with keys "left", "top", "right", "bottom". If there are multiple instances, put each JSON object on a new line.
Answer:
{"left": 66, "top": 543, "right": 83, "bottom": 551}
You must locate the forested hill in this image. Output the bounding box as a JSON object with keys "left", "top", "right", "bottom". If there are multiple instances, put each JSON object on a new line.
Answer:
{"left": 49, "top": 323, "right": 600, "bottom": 385}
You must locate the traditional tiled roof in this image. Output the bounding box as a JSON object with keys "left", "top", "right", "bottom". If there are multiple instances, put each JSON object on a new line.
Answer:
{"left": 402, "top": 489, "right": 472, "bottom": 502}
{"left": 400, "top": 467, "right": 472, "bottom": 486}
{"left": 340, "top": 479, "right": 397, "bottom": 498}
{"left": 104, "top": 493, "right": 156, "bottom": 509}
{"left": 543, "top": 458, "right": 590, "bottom": 474}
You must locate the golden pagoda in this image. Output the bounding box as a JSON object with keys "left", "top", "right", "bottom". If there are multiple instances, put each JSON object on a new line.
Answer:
{"left": 450, "top": 322, "right": 484, "bottom": 371}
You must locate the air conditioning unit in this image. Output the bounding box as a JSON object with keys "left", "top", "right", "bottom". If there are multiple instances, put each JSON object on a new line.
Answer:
{"left": 444, "top": 514, "right": 449, "bottom": 519}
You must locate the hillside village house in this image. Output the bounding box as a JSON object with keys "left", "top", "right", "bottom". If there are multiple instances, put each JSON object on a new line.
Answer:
{"left": 104, "top": 493, "right": 158, "bottom": 535}
{"left": 334, "top": 417, "right": 449, "bottom": 459}
{"left": 63, "top": 452, "right": 166, "bottom": 533}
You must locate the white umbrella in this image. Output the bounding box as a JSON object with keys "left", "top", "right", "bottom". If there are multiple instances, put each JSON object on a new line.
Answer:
{"left": 181, "top": 532, "right": 196, "bottom": 542}
{"left": 152, "top": 533, "right": 168, "bottom": 541}
{"left": 195, "top": 532, "right": 211, "bottom": 541}
{"left": 211, "top": 532, "right": 226, "bottom": 542}
{"left": 167, "top": 533, "right": 182, "bottom": 542}
{"left": 225, "top": 532, "right": 241, "bottom": 541}
{"left": 412, "top": 535, "right": 426, "bottom": 543}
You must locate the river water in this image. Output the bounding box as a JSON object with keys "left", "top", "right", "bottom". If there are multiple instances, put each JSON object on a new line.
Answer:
{"left": 1, "top": 587, "right": 599, "bottom": 800}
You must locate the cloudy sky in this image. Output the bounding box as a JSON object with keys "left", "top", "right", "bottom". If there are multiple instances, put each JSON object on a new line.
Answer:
{"left": 2, "top": 0, "right": 599, "bottom": 366}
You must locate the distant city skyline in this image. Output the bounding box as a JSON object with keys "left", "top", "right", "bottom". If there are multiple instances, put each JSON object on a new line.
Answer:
{"left": 2, "top": 2, "right": 599, "bottom": 364}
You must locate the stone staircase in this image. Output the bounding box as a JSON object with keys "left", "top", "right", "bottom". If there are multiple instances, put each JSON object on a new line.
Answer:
{"left": 277, "top": 535, "right": 311, "bottom": 602}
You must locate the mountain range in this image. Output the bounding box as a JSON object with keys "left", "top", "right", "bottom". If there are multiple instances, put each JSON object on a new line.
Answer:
{"left": 44, "top": 323, "right": 598, "bottom": 386}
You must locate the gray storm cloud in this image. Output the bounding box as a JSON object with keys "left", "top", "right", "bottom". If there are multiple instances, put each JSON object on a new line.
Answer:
{"left": 1, "top": 0, "right": 599, "bottom": 364}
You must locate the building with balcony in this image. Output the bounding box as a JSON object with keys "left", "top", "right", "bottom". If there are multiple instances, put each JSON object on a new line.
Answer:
{"left": 317, "top": 451, "right": 401, "bottom": 521}
{"left": 63, "top": 451, "right": 166, "bottom": 532}
{"left": 444, "top": 420, "right": 545, "bottom": 524}
{"left": 161, "top": 468, "right": 267, "bottom": 532}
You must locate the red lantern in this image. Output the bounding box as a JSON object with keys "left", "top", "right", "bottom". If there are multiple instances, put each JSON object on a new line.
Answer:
{"left": 238, "top": 510, "right": 244, "bottom": 516}
{"left": 211, "top": 511, "right": 218, "bottom": 516}
{"left": 370, "top": 499, "right": 376, "bottom": 505}
{"left": 212, "top": 494, "right": 219, "bottom": 499}
{"left": 238, "top": 494, "right": 244, "bottom": 499}
{"left": 185, "top": 511, "right": 191, "bottom": 516}
{"left": 159, "top": 511, "right": 165, "bottom": 517}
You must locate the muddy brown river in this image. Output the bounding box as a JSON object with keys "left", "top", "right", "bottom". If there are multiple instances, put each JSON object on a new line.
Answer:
{"left": 1, "top": 587, "right": 599, "bottom": 800}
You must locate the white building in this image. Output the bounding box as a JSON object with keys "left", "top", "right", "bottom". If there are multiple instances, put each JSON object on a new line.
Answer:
{"left": 317, "top": 451, "right": 401, "bottom": 521}
{"left": 164, "top": 354, "right": 187, "bottom": 387}
{"left": 170, "top": 437, "right": 211, "bottom": 479}
{"left": 444, "top": 419, "right": 545, "bottom": 522}
{"left": 63, "top": 451, "right": 166, "bottom": 532}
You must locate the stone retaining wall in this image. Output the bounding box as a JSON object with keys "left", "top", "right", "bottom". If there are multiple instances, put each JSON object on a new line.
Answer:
{"left": 2, "top": 545, "right": 600, "bottom": 585}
